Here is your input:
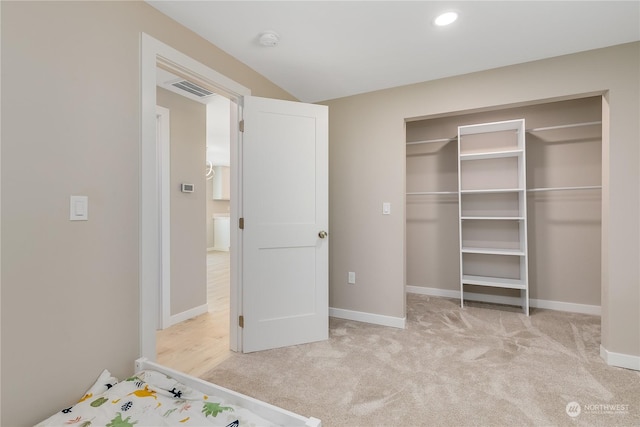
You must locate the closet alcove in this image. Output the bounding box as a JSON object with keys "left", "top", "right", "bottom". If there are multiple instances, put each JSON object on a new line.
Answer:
{"left": 406, "top": 97, "right": 602, "bottom": 313}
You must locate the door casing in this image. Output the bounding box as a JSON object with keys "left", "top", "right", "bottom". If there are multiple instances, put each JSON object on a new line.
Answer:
{"left": 156, "top": 105, "right": 171, "bottom": 330}
{"left": 140, "top": 33, "right": 250, "bottom": 358}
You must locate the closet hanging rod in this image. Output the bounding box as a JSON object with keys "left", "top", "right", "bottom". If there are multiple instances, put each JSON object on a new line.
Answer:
{"left": 406, "top": 191, "right": 458, "bottom": 195}
{"left": 406, "top": 137, "right": 456, "bottom": 145}
{"left": 527, "top": 185, "right": 602, "bottom": 193}
{"left": 526, "top": 121, "right": 602, "bottom": 133}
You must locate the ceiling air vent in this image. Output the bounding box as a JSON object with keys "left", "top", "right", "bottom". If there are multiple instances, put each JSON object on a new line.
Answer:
{"left": 171, "top": 80, "right": 214, "bottom": 98}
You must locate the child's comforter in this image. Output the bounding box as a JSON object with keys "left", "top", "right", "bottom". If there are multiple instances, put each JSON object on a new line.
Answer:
{"left": 36, "top": 369, "right": 276, "bottom": 426}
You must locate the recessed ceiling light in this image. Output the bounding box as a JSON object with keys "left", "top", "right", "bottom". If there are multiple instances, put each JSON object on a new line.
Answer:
{"left": 434, "top": 11, "right": 458, "bottom": 27}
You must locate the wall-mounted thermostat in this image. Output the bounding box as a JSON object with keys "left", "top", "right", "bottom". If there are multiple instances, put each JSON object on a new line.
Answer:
{"left": 181, "top": 183, "right": 195, "bottom": 193}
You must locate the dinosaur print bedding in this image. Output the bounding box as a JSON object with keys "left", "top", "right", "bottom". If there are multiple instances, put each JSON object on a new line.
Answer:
{"left": 35, "top": 369, "right": 277, "bottom": 426}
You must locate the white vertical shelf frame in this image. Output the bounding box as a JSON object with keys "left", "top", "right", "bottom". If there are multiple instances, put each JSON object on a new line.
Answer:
{"left": 457, "top": 119, "right": 529, "bottom": 315}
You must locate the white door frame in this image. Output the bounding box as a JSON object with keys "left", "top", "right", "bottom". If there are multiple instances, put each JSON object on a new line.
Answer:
{"left": 140, "top": 33, "right": 250, "bottom": 359}
{"left": 156, "top": 105, "right": 171, "bottom": 329}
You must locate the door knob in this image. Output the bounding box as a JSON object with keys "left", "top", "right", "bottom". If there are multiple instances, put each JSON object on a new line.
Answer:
{"left": 318, "top": 231, "right": 328, "bottom": 239}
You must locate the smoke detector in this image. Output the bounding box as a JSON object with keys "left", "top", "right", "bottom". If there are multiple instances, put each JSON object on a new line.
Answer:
{"left": 259, "top": 31, "right": 280, "bottom": 47}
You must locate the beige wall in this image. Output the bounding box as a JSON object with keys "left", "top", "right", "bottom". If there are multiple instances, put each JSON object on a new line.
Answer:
{"left": 406, "top": 97, "right": 602, "bottom": 305}
{"left": 1, "top": 1, "right": 294, "bottom": 425}
{"left": 2, "top": 1, "right": 638, "bottom": 424}
{"left": 322, "top": 43, "right": 639, "bottom": 359}
{"left": 157, "top": 88, "right": 207, "bottom": 315}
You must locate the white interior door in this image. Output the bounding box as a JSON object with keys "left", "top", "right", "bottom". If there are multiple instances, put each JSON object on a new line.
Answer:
{"left": 242, "top": 96, "right": 328, "bottom": 353}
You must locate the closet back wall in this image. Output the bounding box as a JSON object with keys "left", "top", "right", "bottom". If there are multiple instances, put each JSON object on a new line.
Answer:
{"left": 406, "top": 97, "right": 602, "bottom": 308}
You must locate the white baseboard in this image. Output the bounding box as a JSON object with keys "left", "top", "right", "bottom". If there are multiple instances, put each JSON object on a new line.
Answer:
{"left": 329, "top": 307, "right": 406, "bottom": 329}
{"left": 407, "top": 286, "right": 460, "bottom": 299}
{"left": 406, "top": 285, "right": 601, "bottom": 316}
{"left": 531, "top": 298, "right": 600, "bottom": 315}
{"left": 207, "top": 246, "right": 216, "bottom": 252}
{"left": 168, "top": 304, "right": 209, "bottom": 327}
{"left": 600, "top": 345, "right": 640, "bottom": 371}
{"left": 212, "top": 246, "right": 230, "bottom": 252}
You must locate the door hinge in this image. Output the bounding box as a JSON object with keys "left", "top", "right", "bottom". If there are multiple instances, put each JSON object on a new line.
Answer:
{"left": 239, "top": 217, "right": 244, "bottom": 229}
{"left": 239, "top": 120, "right": 244, "bottom": 132}
{"left": 238, "top": 315, "right": 244, "bottom": 328}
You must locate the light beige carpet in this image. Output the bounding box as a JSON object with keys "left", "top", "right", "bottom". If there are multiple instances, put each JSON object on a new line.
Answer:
{"left": 203, "top": 294, "right": 639, "bottom": 426}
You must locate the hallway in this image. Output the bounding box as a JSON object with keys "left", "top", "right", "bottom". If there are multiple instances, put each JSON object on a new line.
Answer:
{"left": 156, "top": 251, "right": 231, "bottom": 377}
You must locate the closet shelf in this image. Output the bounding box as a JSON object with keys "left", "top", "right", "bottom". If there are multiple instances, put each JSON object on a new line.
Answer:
{"left": 526, "top": 121, "right": 601, "bottom": 133}
{"left": 461, "top": 247, "right": 525, "bottom": 256}
{"left": 406, "top": 137, "right": 456, "bottom": 145}
{"left": 462, "top": 275, "right": 527, "bottom": 290}
{"left": 527, "top": 185, "right": 601, "bottom": 193}
{"left": 461, "top": 216, "right": 524, "bottom": 221}
{"left": 408, "top": 121, "right": 601, "bottom": 147}
{"left": 459, "top": 149, "right": 523, "bottom": 161}
{"left": 409, "top": 186, "right": 600, "bottom": 196}
{"left": 459, "top": 120, "right": 521, "bottom": 135}
{"left": 407, "top": 191, "right": 458, "bottom": 196}
{"left": 460, "top": 188, "right": 524, "bottom": 194}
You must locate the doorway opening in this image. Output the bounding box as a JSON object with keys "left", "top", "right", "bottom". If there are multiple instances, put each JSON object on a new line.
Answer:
{"left": 153, "top": 76, "right": 234, "bottom": 376}
{"left": 204, "top": 94, "right": 233, "bottom": 370}
{"left": 141, "top": 33, "right": 329, "bottom": 362}
{"left": 140, "top": 33, "right": 250, "bottom": 363}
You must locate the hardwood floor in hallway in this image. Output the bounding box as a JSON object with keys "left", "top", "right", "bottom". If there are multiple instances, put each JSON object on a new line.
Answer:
{"left": 156, "top": 250, "right": 231, "bottom": 378}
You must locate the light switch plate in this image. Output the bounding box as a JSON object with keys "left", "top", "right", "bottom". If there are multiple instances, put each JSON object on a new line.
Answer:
{"left": 70, "top": 196, "right": 88, "bottom": 221}
{"left": 348, "top": 272, "right": 356, "bottom": 284}
{"left": 383, "top": 202, "right": 391, "bottom": 215}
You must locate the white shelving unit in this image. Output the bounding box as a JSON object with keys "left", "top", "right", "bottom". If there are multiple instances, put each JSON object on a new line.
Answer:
{"left": 457, "top": 119, "right": 529, "bottom": 315}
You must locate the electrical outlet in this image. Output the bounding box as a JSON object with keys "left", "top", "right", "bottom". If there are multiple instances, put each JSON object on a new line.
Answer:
{"left": 348, "top": 272, "right": 356, "bottom": 284}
